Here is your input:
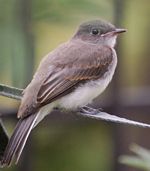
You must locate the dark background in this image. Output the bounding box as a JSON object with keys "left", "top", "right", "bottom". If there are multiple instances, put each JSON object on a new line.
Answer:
{"left": 0, "top": 0, "right": 150, "bottom": 171}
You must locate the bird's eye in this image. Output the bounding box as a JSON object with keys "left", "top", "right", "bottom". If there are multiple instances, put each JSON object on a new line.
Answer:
{"left": 91, "top": 29, "right": 100, "bottom": 35}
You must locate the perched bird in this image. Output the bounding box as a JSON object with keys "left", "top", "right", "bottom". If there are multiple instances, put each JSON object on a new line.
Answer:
{"left": 0, "top": 19, "right": 126, "bottom": 167}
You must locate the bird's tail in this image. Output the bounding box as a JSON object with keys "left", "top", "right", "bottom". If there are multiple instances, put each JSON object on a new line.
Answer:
{"left": 0, "top": 112, "right": 39, "bottom": 167}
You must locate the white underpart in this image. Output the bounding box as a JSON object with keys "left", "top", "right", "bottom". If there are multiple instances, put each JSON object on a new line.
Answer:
{"left": 58, "top": 48, "right": 117, "bottom": 109}
{"left": 104, "top": 35, "right": 117, "bottom": 48}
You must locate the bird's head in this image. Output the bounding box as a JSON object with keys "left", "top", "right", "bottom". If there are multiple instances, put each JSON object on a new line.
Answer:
{"left": 73, "top": 20, "right": 126, "bottom": 48}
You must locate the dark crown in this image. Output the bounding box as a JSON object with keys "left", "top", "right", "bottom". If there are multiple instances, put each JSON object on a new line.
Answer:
{"left": 77, "top": 20, "right": 116, "bottom": 35}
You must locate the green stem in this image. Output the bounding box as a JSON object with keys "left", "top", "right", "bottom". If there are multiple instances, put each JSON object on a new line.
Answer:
{"left": 0, "top": 84, "right": 23, "bottom": 100}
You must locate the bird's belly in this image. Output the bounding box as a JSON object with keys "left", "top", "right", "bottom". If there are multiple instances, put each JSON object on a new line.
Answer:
{"left": 58, "top": 49, "right": 117, "bottom": 110}
{"left": 58, "top": 75, "right": 113, "bottom": 109}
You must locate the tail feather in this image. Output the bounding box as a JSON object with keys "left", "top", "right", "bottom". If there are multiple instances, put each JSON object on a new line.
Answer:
{"left": 2, "top": 120, "right": 27, "bottom": 166}
{"left": 15, "top": 116, "right": 37, "bottom": 164}
{"left": 0, "top": 112, "right": 39, "bottom": 167}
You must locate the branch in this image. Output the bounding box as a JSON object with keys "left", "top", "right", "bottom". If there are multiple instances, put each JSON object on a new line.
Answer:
{"left": 0, "top": 83, "right": 150, "bottom": 128}
{"left": 0, "top": 84, "right": 23, "bottom": 100}
{"left": 79, "top": 112, "right": 150, "bottom": 128}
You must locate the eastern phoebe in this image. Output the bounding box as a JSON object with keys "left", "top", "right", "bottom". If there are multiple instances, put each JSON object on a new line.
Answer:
{"left": 1, "top": 19, "right": 126, "bottom": 167}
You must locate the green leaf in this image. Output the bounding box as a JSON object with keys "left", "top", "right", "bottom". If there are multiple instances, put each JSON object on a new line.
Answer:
{"left": 119, "top": 144, "right": 150, "bottom": 171}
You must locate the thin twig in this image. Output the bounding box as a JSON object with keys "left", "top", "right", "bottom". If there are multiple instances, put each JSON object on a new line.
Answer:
{"left": 78, "top": 112, "right": 150, "bottom": 128}
{"left": 0, "top": 84, "right": 23, "bottom": 100}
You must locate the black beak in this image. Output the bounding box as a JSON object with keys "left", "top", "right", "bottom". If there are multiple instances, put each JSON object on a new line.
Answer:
{"left": 114, "top": 28, "right": 127, "bottom": 34}
{"left": 101, "top": 28, "right": 127, "bottom": 37}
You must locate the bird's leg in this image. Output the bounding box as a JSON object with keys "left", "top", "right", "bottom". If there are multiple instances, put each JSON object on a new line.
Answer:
{"left": 78, "top": 105, "right": 103, "bottom": 115}
{"left": 54, "top": 106, "right": 103, "bottom": 115}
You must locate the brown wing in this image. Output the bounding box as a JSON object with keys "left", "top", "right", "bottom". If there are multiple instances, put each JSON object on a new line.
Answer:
{"left": 36, "top": 45, "right": 113, "bottom": 107}
{"left": 18, "top": 42, "right": 114, "bottom": 118}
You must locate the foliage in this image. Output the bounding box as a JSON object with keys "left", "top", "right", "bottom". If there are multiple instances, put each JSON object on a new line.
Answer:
{"left": 119, "top": 144, "right": 150, "bottom": 171}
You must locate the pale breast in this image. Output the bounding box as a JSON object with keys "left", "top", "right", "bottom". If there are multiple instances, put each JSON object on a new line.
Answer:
{"left": 58, "top": 48, "right": 117, "bottom": 109}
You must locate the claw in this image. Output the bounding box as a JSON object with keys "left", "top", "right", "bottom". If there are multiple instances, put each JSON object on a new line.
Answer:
{"left": 78, "top": 106, "right": 102, "bottom": 115}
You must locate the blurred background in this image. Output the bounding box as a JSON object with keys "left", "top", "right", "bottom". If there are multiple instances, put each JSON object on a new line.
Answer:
{"left": 0, "top": 0, "right": 150, "bottom": 171}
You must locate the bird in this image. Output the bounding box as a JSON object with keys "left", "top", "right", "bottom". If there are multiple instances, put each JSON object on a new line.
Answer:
{"left": 0, "top": 19, "right": 126, "bottom": 167}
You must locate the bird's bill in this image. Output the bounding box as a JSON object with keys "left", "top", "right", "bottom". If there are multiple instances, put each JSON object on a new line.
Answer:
{"left": 114, "top": 28, "right": 127, "bottom": 34}
{"left": 101, "top": 28, "right": 127, "bottom": 37}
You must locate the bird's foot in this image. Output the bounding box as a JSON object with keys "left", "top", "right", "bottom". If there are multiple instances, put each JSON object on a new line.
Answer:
{"left": 78, "top": 106, "right": 103, "bottom": 115}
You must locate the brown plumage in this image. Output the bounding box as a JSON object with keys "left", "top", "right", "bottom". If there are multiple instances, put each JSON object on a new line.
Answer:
{"left": 0, "top": 19, "right": 125, "bottom": 167}
{"left": 18, "top": 41, "right": 113, "bottom": 118}
{"left": 1, "top": 42, "right": 113, "bottom": 167}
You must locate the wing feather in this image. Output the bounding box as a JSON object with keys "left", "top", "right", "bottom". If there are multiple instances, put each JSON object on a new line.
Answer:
{"left": 36, "top": 46, "right": 113, "bottom": 106}
{"left": 18, "top": 42, "right": 114, "bottom": 118}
